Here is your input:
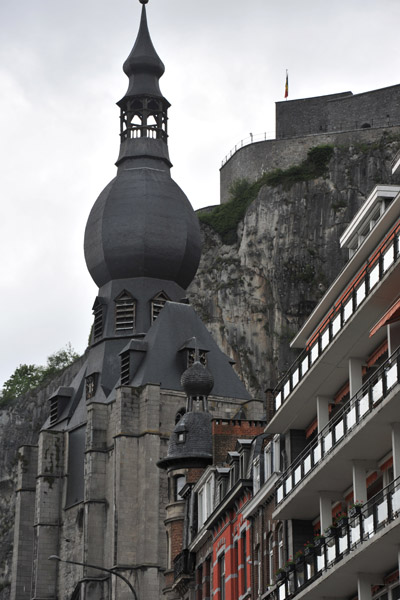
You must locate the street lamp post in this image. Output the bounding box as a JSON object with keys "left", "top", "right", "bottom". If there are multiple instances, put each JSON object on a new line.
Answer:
{"left": 48, "top": 555, "right": 138, "bottom": 600}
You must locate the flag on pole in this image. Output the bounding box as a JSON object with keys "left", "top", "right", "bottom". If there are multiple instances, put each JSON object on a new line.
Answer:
{"left": 284, "top": 70, "right": 289, "bottom": 99}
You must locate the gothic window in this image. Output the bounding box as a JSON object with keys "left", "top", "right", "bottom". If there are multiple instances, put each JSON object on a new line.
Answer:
{"left": 92, "top": 298, "right": 105, "bottom": 341}
{"left": 175, "top": 408, "right": 186, "bottom": 424}
{"left": 151, "top": 291, "right": 169, "bottom": 322}
{"left": 115, "top": 291, "right": 135, "bottom": 332}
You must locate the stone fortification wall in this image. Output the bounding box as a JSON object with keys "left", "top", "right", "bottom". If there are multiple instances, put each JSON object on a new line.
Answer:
{"left": 327, "top": 84, "right": 400, "bottom": 132}
{"left": 220, "top": 125, "right": 400, "bottom": 204}
{"left": 275, "top": 84, "right": 400, "bottom": 140}
{"left": 276, "top": 91, "right": 352, "bottom": 139}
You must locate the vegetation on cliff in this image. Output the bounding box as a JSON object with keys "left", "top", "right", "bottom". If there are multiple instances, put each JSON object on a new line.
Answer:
{"left": 198, "top": 145, "right": 334, "bottom": 244}
{"left": 0, "top": 343, "right": 79, "bottom": 405}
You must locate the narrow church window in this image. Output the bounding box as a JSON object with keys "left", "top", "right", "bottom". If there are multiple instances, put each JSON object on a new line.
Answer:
{"left": 151, "top": 291, "right": 169, "bottom": 322}
{"left": 115, "top": 291, "right": 135, "bottom": 332}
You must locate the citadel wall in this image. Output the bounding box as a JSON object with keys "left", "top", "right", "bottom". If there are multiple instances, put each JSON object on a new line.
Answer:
{"left": 276, "top": 91, "right": 352, "bottom": 139}
{"left": 276, "top": 84, "right": 400, "bottom": 139}
{"left": 220, "top": 125, "right": 400, "bottom": 204}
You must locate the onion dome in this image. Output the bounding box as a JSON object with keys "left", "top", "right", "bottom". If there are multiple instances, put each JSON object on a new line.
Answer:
{"left": 84, "top": 0, "right": 201, "bottom": 290}
{"left": 84, "top": 171, "right": 201, "bottom": 289}
{"left": 181, "top": 361, "right": 214, "bottom": 399}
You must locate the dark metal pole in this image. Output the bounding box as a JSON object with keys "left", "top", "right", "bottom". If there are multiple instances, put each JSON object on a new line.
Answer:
{"left": 48, "top": 555, "right": 138, "bottom": 600}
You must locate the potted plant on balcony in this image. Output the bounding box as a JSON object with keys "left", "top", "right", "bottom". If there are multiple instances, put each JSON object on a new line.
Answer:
{"left": 349, "top": 501, "right": 364, "bottom": 518}
{"left": 335, "top": 512, "right": 348, "bottom": 528}
{"left": 284, "top": 557, "right": 295, "bottom": 573}
{"left": 276, "top": 568, "right": 286, "bottom": 583}
{"left": 303, "top": 540, "right": 314, "bottom": 556}
{"left": 294, "top": 549, "right": 305, "bottom": 568}
{"left": 324, "top": 524, "right": 338, "bottom": 539}
{"left": 313, "top": 532, "right": 325, "bottom": 548}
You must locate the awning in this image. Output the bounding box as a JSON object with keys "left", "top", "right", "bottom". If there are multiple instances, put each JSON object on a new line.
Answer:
{"left": 369, "top": 298, "right": 400, "bottom": 337}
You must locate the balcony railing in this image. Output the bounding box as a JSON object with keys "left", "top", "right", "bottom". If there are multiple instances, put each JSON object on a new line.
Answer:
{"left": 276, "top": 346, "right": 400, "bottom": 506}
{"left": 274, "top": 219, "right": 400, "bottom": 414}
{"left": 277, "top": 476, "right": 400, "bottom": 599}
{"left": 174, "top": 549, "right": 193, "bottom": 582}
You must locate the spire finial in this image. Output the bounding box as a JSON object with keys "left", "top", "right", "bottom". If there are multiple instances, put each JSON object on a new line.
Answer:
{"left": 139, "top": 0, "right": 149, "bottom": 3}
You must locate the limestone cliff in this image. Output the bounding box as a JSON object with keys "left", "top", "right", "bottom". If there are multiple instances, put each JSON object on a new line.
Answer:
{"left": 0, "top": 356, "right": 87, "bottom": 599}
{"left": 188, "top": 131, "right": 400, "bottom": 400}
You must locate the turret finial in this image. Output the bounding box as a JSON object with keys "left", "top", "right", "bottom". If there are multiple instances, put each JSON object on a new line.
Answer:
{"left": 139, "top": 0, "right": 149, "bottom": 4}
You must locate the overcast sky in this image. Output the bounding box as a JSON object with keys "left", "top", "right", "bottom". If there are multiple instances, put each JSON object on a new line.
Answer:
{"left": 0, "top": 0, "right": 399, "bottom": 388}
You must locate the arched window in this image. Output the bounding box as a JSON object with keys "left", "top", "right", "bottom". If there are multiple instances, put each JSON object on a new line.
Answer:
{"left": 151, "top": 291, "right": 169, "bottom": 322}
{"left": 115, "top": 291, "right": 135, "bottom": 332}
{"left": 175, "top": 408, "right": 186, "bottom": 424}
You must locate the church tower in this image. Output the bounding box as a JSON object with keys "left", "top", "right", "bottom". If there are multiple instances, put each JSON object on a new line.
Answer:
{"left": 10, "top": 2, "right": 259, "bottom": 600}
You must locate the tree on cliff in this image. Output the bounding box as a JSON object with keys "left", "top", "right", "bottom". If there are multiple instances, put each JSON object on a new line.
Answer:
{"left": 1, "top": 343, "right": 79, "bottom": 404}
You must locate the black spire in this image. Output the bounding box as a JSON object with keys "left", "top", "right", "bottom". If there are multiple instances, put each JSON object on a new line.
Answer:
{"left": 117, "top": 1, "right": 170, "bottom": 144}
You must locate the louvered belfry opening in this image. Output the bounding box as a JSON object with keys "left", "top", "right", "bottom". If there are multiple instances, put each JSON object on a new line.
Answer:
{"left": 151, "top": 291, "right": 169, "bottom": 322}
{"left": 93, "top": 299, "right": 104, "bottom": 341}
{"left": 115, "top": 291, "right": 136, "bottom": 332}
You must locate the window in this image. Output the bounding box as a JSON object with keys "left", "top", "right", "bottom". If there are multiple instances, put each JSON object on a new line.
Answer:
{"left": 277, "top": 524, "right": 284, "bottom": 569}
{"left": 257, "top": 546, "right": 262, "bottom": 596}
{"left": 219, "top": 554, "right": 225, "bottom": 600}
{"left": 268, "top": 533, "right": 274, "bottom": 585}
{"left": 151, "top": 291, "right": 169, "bottom": 321}
{"left": 92, "top": 298, "right": 105, "bottom": 341}
{"left": 175, "top": 475, "right": 185, "bottom": 500}
{"left": 175, "top": 408, "right": 186, "bottom": 424}
{"left": 198, "top": 475, "right": 214, "bottom": 528}
{"left": 115, "top": 291, "right": 135, "bottom": 332}
{"left": 66, "top": 426, "right": 85, "bottom": 506}
{"left": 120, "top": 351, "right": 131, "bottom": 386}
{"left": 177, "top": 431, "right": 186, "bottom": 443}
{"left": 241, "top": 531, "right": 247, "bottom": 594}
{"left": 253, "top": 458, "right": 260, "bottom": 493}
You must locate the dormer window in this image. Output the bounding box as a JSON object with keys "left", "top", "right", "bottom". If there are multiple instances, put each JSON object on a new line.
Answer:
{"left": 92, "top": 298, "right": 105, "bottom": 341}
{"left": 49, "top": 387, "right": 73, "bottom": 425}
{"left": 151, "top": 291, "right": 169, "bottom": 322}
{"left": 115, "top": 291, "right": 135, "bottom": 332}
{"left": 177, "top": 431, "right": 186, "bottom": 443}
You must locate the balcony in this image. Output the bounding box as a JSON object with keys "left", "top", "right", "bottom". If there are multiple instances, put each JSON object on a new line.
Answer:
{"left": 272, "top": 219, "right": 400, "bottom": 423}
{"left": 276, "top": 476, "right": 400, "bottom": 599}
{"left": 173, "top": 549, "right": 194, "bottom": 583}
{"left": 274, "top": 347, "right": 400, "bottom": 519}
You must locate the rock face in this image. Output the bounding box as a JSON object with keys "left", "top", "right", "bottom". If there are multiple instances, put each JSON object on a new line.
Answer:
{"left": 188, "top": 131, "right": 400, "bottom": 399}
{"left": 0, "top": 355, "right": 87, "bottom": 599}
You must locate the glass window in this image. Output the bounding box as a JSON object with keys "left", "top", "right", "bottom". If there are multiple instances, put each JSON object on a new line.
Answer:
{"left": 268, "top": 533, "right": 274, "bottom": 585}
{"left": 219, "top": 554, "right": 225, "bottom": 600}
